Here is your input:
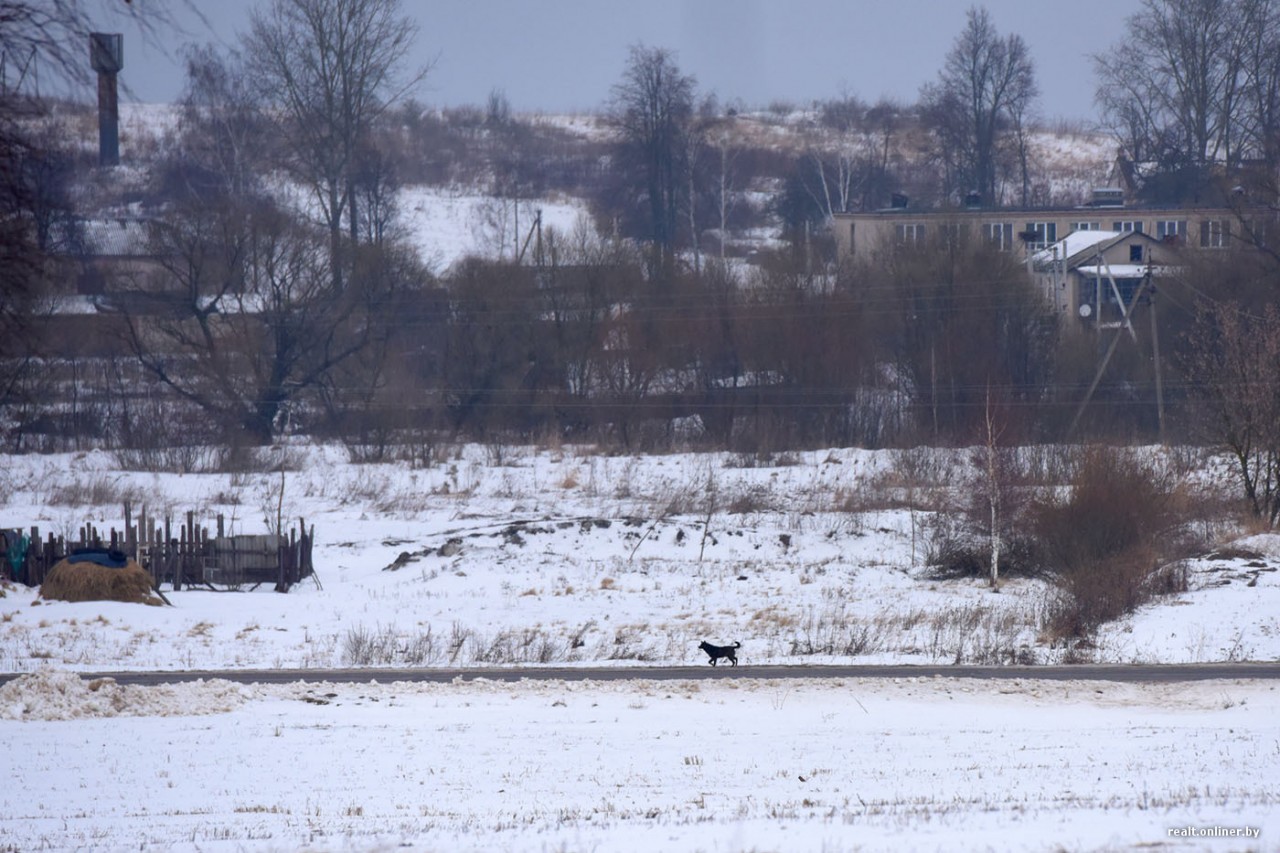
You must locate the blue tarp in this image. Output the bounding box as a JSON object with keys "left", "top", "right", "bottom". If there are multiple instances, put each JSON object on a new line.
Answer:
{"left": 4, "top": 531, "right": 29, "bottom": 583}
{"left": 66, "top": 548, "right": 130, "bottom": 569}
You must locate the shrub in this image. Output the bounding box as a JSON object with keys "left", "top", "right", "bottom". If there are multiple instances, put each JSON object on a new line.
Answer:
{"left": 1034, "top": 446, "right": 1191, "bottom": 638}
{"left": 44, "top": 474, "right": 146, "bottom": 508}
{"left": 927, "top": 517, "right": 1041, "bottom": 581}
{"left": 926, "top": 443, "right": 1040, "bottom": 582}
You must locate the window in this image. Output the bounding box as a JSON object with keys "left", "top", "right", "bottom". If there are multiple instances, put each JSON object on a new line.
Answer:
{"left": 1112, "top": 220, "right": 1144, "bottom": 233}
{"left": 940, "top": 222, "right": 969, "bottom": 247}
{"left": 1129, "top": 244, "right": 1143, "bottom": 262}
{"left": 1155, "top": 220, "right": 1186, "bottom": 241}
{"left": 984, "top": 222, "right": 1014, "bottom": 251}
{"left": 1024, "top": 221, "right": 1057, "bottom": 247}
{"left": 1200, "top": 219, "right": 1229, "bottom": 248}
{"left": 895, "top": 222, "right": 926, "bottom": 244}
{"left": 1071, "top": 221, "right": 1101, "bottom": 233}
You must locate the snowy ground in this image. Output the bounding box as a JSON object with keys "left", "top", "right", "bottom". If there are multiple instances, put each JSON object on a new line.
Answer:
{"left": 0, "top": 671, "right": 1274, "bottom": 852}
{"left": 1, "top": 443, "right": 1277, "bottom": 851}
{"left": 2, "top": 444, "right": 1275, "bottom": 674}
{"left": 398, "top": 186, "right": 594, "bottom": 272}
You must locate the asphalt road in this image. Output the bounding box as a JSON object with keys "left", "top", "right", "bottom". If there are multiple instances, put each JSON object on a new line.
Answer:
{"left": 4, "top": 662, "right": 1279, "bottom": 687}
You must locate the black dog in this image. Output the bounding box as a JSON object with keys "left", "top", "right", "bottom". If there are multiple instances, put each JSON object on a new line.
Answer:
{"left": 698, "top": 640, "right": 741, "bottom": 667}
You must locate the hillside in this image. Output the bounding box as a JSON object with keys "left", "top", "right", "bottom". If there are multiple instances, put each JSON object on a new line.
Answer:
{"left": 91, "top": 102, "right": 1119, "bottom": 270}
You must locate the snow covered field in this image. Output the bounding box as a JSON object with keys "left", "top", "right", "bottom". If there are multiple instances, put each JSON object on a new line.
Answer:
{"left": 1, "top": 443, "right": 1278, "bottom": 850}
{"left": 0, "top": 671, "right": 1275, "bottom": 852}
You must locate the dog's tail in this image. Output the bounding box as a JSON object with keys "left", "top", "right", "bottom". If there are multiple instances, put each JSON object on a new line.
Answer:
{"left": 733, "top": 641, "right": 741, "bottom": 648}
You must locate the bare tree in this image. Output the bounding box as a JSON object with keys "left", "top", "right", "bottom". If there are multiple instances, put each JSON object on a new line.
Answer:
{"left": 244, "top": 0, "right": 429, "bottom": 280}
{"left": 124, "top": 201, "right": 380, "bottom": 444}
{"left": 861, "top": 98, "right": 904, "bottom": 209}
{"left": 800, "top": 145, "right": 861, "bottom": 222}
{"left": 709, "top": 126, "right": 738, "bottom": 260}
{"left": 0, "top": 1, "right": 196, "bottom": 437}
{"left": 974, "top": 388, "right": 1015, "bottom": 588}
{"left": 1238, "top": 0, "right": 1280, "bottom": 172}
{"left": 0, "top": 1, "right": 200, "bottom": 93}
{"left": 920, "top": 5, "right": 1038, "bottom": 204}
{"left": 167, "top": 44, "right": 269, "bottom": 204}
{"left": 1094, "top": 0, "right": 1259, "bottom": 199}
{"left": 868, "top": 229, "right": 1056, "bottom": 442}
{"left": 609, "top": 43, "right": 697, "bottom": 277}
{"left": 1182, "top": 299, "right": 1280, "bottom": 525}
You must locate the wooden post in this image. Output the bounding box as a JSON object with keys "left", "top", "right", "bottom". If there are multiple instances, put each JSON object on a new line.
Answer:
{"left": 124, "top": 501, "right": 135, "bottom": 560}
{"left": 164, "top": 516, "right": 174, "bottom": 590}
{"left": 26, "top": 526, "right": 38, "bottom": 586}
{"left": 179, "top": 527, "right": 186, "bottom": 592}
{"left": 199, "top": 524, "right": 208, "bottom": 586}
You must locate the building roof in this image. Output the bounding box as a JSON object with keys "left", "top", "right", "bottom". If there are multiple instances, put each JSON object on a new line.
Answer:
{"left": 1032, "top": 229, "right": 1168, "bottom": 272}
{"left": 1031, "top": 230, "right": 1123, "bottom": 266}
{"left": 1074, "top": 264, "right": 1175, "bottom": 278}
{"left": 835, "top": 201, "right": 1264, "bottom": 218}
{"left": 79, "top": 218, "right": 152, "bottom": 257}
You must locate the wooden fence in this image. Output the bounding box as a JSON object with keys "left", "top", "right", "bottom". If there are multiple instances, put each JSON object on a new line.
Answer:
{"left": 2, "top": 503, "right": 315, "bottom": 593}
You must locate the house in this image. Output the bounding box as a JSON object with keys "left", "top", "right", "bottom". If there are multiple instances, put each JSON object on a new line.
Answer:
{"left": 832, "top": 191, "right": 1247, "bottom": 260}
{"left": 831, "top": 189, "right": 1270, "bottom": 330}
{"left": 1029, "top": 229, "right": 1176, "bottom": 325}
{"left": 54, "top": 217, "right": 157, "bottom": 297}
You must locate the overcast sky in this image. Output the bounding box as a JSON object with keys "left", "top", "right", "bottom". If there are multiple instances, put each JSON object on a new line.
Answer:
{"left": 92, "top": 0, "right": 1141, "bottom": 121}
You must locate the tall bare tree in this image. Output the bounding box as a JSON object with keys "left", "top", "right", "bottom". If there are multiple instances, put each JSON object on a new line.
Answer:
{"left": 920, "top": 5, "right": 1037, "bottom": 205}
{"left": 124, "top": 201, "right": 382, "bottom": 444}
{"left": 609, "top": 43, "right": 697, "bottom": 277}
{"left": 244, "top": 0, "right": 428, "bottom": 281}
{"left": 1182, "top": 299, "right": 1280, "bottom": 524}
{"left": 1094, "top": 0, "right": 1268, "bottom": 199}
{"left": 167, "top": 44, "right": 269, "bottom": 204}
{"left": 1238, "top": 0, "right": 1280, "bottom": 171}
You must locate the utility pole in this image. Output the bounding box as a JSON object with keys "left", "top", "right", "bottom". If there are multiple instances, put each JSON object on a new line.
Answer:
{"left": 1148, "top": 279, "right": 1165, "bottom": 442}
{"left": 1068, "top": 268, "right": 1157, "bottom": 439}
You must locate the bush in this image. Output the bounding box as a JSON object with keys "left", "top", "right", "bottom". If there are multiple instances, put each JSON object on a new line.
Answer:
{"left": 927, "top": 520, "right": 1041, "bottom": 581}
{"left": 1034, "top": 446, "right": 1190, "bottom": 638}
{"left": 925, "top": 443, "right": 1040, "bottom": 582}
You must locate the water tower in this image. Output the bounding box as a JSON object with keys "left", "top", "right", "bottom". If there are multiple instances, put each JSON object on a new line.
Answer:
{"left": 89, "top": 33, "right": 123, "bottom": 167}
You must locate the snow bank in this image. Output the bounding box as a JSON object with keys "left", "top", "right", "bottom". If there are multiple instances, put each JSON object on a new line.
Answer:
{"left": 0, "top": 670, "right": 253, "bottom": 721}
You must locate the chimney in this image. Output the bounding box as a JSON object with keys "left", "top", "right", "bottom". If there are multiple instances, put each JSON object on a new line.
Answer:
{"left": 1090, "top": 187, "right": 1124, "bottom": 208}
{"left": 89, "top": 33, "right": 123, "bottom": 167}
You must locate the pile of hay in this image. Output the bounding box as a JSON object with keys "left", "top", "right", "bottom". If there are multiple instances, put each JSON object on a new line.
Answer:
{"left": 40, "top": 552, "right": 163, "bottom": 606}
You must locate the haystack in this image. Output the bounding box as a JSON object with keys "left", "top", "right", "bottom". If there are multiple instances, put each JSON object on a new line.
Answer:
{"left": 40, "top": 552, "right": 163, "bottom": 606}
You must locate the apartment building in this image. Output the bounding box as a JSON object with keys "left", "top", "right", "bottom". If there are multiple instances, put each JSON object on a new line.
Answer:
{"left": 831, "top": 191, "right": 1268, "bottom": 328}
